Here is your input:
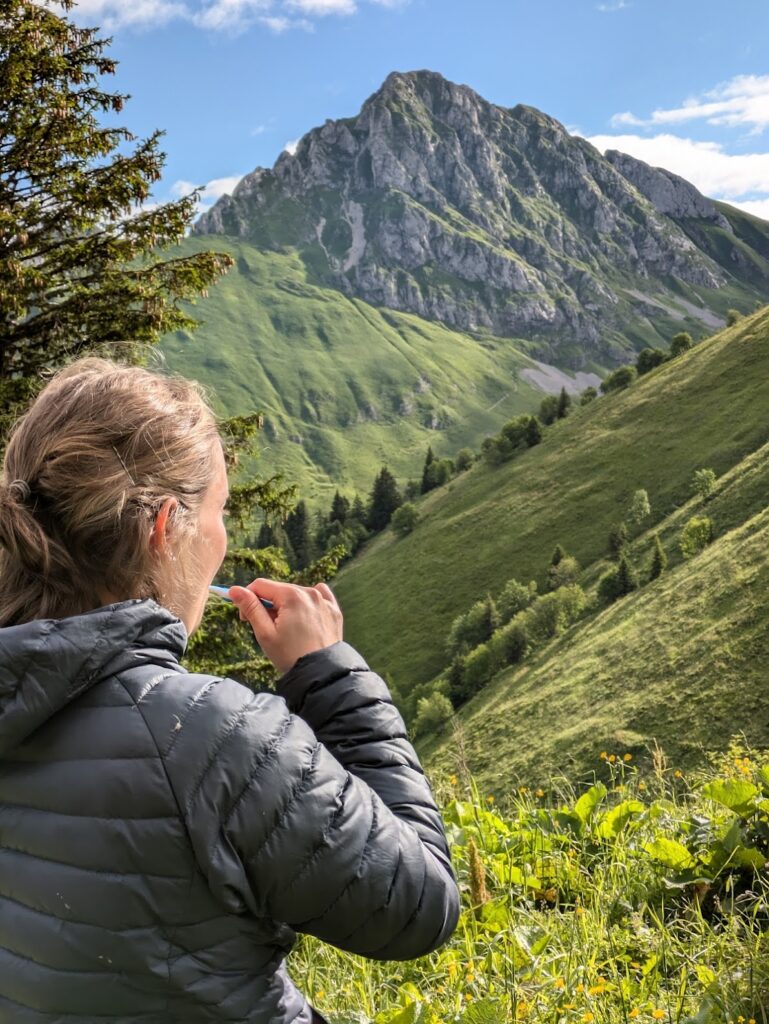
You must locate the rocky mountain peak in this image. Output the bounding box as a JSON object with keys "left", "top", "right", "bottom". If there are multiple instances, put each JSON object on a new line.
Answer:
{"left": 194, "top": 70, "right": 768, "bottom": 366}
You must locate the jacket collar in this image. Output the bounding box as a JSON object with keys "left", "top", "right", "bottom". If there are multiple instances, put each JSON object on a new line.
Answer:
{"left": 0, "top": 598, "right": 187, "bottom": 757}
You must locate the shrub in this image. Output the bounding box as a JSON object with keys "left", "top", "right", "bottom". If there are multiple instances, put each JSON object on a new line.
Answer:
{"left": 628, "top": 488, "right": 651, "bottom": 527}
{"left": 692, "top": 467, "right": 717, "bottom": 500}
{"left": 598, "top": 568, "right": 623, "bottom": 605}
{"left": 412, "top": 692, "right": 454, "bottom": 738}
{"left": 539, "top": 394, "right": 560, "bottom": 425}
{"left": 490, "top": 618, "right": 529, "bottom": 667}
{"left": 422, "top": 458, "right": 454, "bottom": 490}
{"left": 547, "top": 554, "right": 581, "bottom": 591}
{"left": 497, "top": 578, "right": 537, "bottom": 625}
{"left": 681, "top": 516, "right": 714, "bottom": 559}
{"left": 636, "top": 348, "right": 667, "bottom": 375}
{"left": 524, "top": 584, "right": 586, "bottom": 644}
{"left": 391, "top": 502, "right": 419, "bottom": 537}
{"left": 461, "top": 642, "right": 502, "bottom": 699}
{"left": 445, "top": 594, "right": 500, "bottom": 658}
{"left": 480, "top": 435, "right": 506, "bottom": 465}
{"left": 616, "top": 553, "right": 639, "bottom": 595}
{"left": 526, "top": 416, "right": 543, "bottom": 447}
{"left": 600, "top": 365, "right": 637, "bottom": 394}
{"left": 556, "top": 387, "right": 571, "bottom": 419}
{"left": 454, "top": 448, "right": 475, "bottom": 472}
{"left": 670, "top": 331, "right": 693, "bottom": 357}
{"left": 580, "top": 386, "right": 598, "bottom": 405}
{"left": 727, "top": 308, "right": 742, "bottom": 326}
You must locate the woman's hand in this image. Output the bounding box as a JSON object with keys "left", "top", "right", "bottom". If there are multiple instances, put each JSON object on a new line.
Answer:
{"left": 229, "top": 578, "right": 344, "bottom": 676}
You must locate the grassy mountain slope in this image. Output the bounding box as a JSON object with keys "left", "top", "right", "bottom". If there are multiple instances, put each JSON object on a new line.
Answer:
{"left": 158, "top": 236, "right": 550, "bottom": 511}
{"left": 331, "top": 308, "right": 769, "bottom": 690}
{"left": 421, "top": 488, "right": 769, "bottom": 792}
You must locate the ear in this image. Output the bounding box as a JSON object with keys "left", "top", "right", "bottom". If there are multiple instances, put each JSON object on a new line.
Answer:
{"left": 150, "top": 497, "right": 178, "bottom": 555}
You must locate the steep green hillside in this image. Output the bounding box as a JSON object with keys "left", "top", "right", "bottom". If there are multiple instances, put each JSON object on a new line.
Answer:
{"left": 421, "top": 491, "right": 769, "bottom": 791}
{"left": 158, "top": 237, "right": 551, "bottom": 511}
{"left": 331, "top": 308, "right": 769, "bottom": 689}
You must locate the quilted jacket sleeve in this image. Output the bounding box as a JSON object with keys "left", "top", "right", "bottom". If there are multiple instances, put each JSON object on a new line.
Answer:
{"left": 158, "top": 641, "right": 460, "bottom": 961}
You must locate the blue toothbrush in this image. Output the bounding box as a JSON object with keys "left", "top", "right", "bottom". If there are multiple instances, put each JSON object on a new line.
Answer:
{"left": 208, "top": 584, "right": 274, "bottom": 609}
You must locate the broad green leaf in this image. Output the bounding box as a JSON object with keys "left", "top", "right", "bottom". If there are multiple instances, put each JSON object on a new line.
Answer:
{"left": 731, "top": 846, "right": 768, "bottom": 869}
{"left": 597, "top": 799, "right": 645, "bottom": 838}
{"left": 573, "top": 782, "right": 607, "bottom": 823}
{"left": 701, "top": 779, "right": 758, "bottom": 816}
{"left": 460, "top": 998, "right": 510, "bottom": 1024}
{"left": 643, "top": 837, "right": 696, "bottom": 870}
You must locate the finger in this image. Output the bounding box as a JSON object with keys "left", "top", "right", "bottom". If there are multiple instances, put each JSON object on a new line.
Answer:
{"left": 230, "top": 585, "right": 277, "bottom": 640}
{"left": 315, "top": 581, "right": 335, "bottom": 602}
{"left": 242, "top": 577, "right": 295, "bottom": 603}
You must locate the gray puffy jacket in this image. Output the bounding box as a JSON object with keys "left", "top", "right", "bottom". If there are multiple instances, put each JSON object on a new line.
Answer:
{"left": 0, "top": 598, "right": 460, "bottom": 1022}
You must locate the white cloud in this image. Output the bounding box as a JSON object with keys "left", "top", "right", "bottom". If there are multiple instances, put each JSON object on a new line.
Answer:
{"left": 170, "top": 174, "right": 244, "bottom": 213}
{"left": 596, "top": 0, "right": 630, "bottom": 10}
{"left": 283, "top": 139, "right": 300, "bottom": 155}
{"left": 585, "top": 132, "right": 769, "bottom": 201}
{"left": 611, "top": 74, "right": 769, "bottom": 134}
{"left": 285, "top": 0, "right": 356, "bottom": 12}
{"left": 62, "top": 0, "right": 396, "bottom": 29}
{"left": 728, "top": 197, "right": 769, "bottom": 219}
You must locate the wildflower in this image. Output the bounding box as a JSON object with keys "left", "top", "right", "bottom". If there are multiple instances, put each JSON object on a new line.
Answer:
{"left": 608, "top": 754, "right": 617, "bottom": 763}
{"left": 487, "top": 795, "right": 495, "bottom": 804}
{"left": 629, "top": 1010, "right": 640, "bottom": 1020}
{"left": 630, "top": 962, "right": 641, "bottom": 969}
{"left": 582, "top": 1013, "right": 594, "bottom": 1022}
{"left": 518, "top": 787, "right": 528, "bottom": 795}
{"left": 623, "top": 753, "right": 633, "bottom": 761}
{"left": 575, "top": 906, "right": 585, "bottom": 916}
{"left": 536, "top": 788, "right": 545, "bottom": 797}
{"left": 449, "top": 774, "right": 458, "bottom": 786}
{"left": 576, "top": 983, "right": 584, "bottom": 994}
{"left": 638, "top": 781, "right": 647, "bottom": 790}
{"left": 652, "top": 1011, "right": 666, "bottom": 1020}
{"left": 554, "top": 978, "right": 566, "bottom": 989}
{"left": 315, "top": 990, "right": 325, "bottom": 1000}
{"left": 464, "top": 993, "right": 473, "bottom": 1002}
{"left": 674, "top": 770, "right": 683, "bottom": 778}
{"left": 600, "top": 751, "right": 607, "bottom": 760}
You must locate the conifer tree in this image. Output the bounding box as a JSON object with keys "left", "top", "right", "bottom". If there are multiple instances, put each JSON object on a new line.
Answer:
{"left": 329, "top": 490, "right": 350, "bottom": 525}
{"left": 256, "top": 520, "right": 277, "bottom": 548}
{"left": 284, "top": 500, "right": 311, "bottom": 570}
{"left": 649, "top": 533, "right": 667, "bottom": 581}
{"left": 616, "top": 553, "right": 639, "bottom": 596}
{"left": 0, "top": 0, "right": 232, "bottom": 434}
{"left": 367, "top": 466, "right": 402, "bottom": 532}
{"left": 526, "top": 415, "right": 542, "bottom": 447}
{"left": 551, "top": 544, "right": 565, "bottom": 567}
{"left": 420, "top": 445, "right": 435, "bottom": 494}
{"left": 350, "top": 494, "right": 366, "bottom": 523}
{"left": 556, "top": 387, "right": 571, "bottom": 419}
{"left": 609, "top": 522, "right": 629, "bottom": 560}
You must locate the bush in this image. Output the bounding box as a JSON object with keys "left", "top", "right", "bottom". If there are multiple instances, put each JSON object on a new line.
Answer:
{"left": 692, "top": 467, "right": 717, "bottom": 500}
{"left": 480, "top": 435, "right": 507, "bottom": 465}
{"left": 600, "top": 365, "right": 637, "bottom": 394}
{"left": 598, "top": 568, "right": 623, "bottom": 605}
{"left": 547, "top": 554, "right": 581, "bottom": 591}
{"left": 391, "top": 502, "right": 419, "bottom": 537}
{"left": 497, "top": 578, "right": 537, "bottom": 625}
{"left": 454, "top": 448, "right": 475, "bottom": 472}
{"left": 580, "top": 386, "right": 598, "bottom": 405}
{"left": 628, "top": 488, "right": 651, "bottom": 527}
{"left": 446, "top": 652, "right": 469, "bottom": 707}
{"left": 681, "top": 516, "right": 714, "bottom": 559}
{"left": 727, "top": 309, "right": 742, "bottom": 326}
{"left": 422, "top": 458, "right": 454, "bottom": 491}
{"left": 636, "top": 348, "right": 667, "bottom": 375}
{"left": 461, "top": 642, "right": 502, "bottom": 700}
{"left": 524, "top": 584, "right": 586, "bottom": 644}
{"left": 412, "top": 692, "right": 454, "bottom": 738}
{"left": 608, "top": 521, "right": 629, "bottom": 560}
{"left": 490, "top": 618, "right": 529, "bottom": 667}
{"left": 670, "top": 331, "right": 693, "bottom": 357}
{"left": 445, "top": 594, "right": 501, "bottom": 658}
{"left": 539, "top": 394, "right": 560, "bottom": 425}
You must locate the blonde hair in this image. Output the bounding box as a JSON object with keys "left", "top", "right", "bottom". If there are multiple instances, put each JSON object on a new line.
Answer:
{"left": 0, "top": 356, "right": 224, "bottom": 626}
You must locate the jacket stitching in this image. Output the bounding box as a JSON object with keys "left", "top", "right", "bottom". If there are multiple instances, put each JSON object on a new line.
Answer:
{"left": 161, "top": 677, "right": 220, "bottom": 758}
{"left": 0, "top": 842, "right": 189, "bottom": 880}
{"left": 136, "top": 670, "right": 179, "bottom": 703}
{"left": 214, "top": 710, "right": 293, "bottom": 828}
{"left": 183, "top": 693, "right": 254, "bottom": 816}
{"left": 0, "top": 802, "right": 178, "bottom": 821}
{"left": 281, "top": 774, "right": 351, "bottom": 894}
{"left": 220, "top": 736, "right": 321, "bottom": 868}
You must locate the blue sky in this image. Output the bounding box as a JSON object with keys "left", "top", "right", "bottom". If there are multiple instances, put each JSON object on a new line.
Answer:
{"left": 68, "top": 0, "right": 769, "bottom": 220}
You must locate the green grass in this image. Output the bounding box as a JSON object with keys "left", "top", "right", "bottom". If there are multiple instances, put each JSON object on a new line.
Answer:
{"left": 330, "top": 308, "right": 769, "bottom": 695}
{"left": 288, "top": 743, "right": 769, "bottom": 1023}
{"left": 157, "top": 237, "right": 548, "bottom": 514}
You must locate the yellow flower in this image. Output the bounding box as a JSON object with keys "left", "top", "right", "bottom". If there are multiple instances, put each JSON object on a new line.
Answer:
{"left": 464, "top": 993, "right": 473, "bottom": 1002}
{"left": 629, "top": 1010, "right": 640, "bottom": 1020}
{"left": 639, "top": 781, "right": 647, "bottom": 790}
{"left": 576, "top": 983, "right": 584, "bottom": 994}
{"left": 315, "top": 990, "right": 325, "bottom": 1000}
{"left": 674, "top": 770, "right": 683, "bottom": 778}
{"left": 575, "top": 906, "right": 585, "bottom": 916}
{"left": 623, "top": 753, "right": 633, "bottom": 761}
{"left": 582, "top": 1014, "right": 594, "bottom": 1022}
{"left": 608, "top": 754, "right": 617, "bottom": 763}
{"left": 486, "top": 795, "right": 495, "bottom": 804}
{"left": 652, "top": 1011, "right": 666, "bottom": 1020}
{"left": 599, "top": 751, "right": 607, "bottom": 760}
{"left": 518, "top": 786, "right": 528, "bottom": 794}
{"left": 630, "top": 961, "right": 641, "bottom": 969}
{"left": 449, "top": 774, "right": 458, "bottom": 786}
{"left": 536, "top": 788, "right": 545, "bottom": 797}
{"left": 554, "top": 978, "right": 566, "bottom": 989}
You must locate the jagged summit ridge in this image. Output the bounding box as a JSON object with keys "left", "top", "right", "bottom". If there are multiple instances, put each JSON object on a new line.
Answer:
{"left": 195, "top": 70, "right": 769, "bottom": 366}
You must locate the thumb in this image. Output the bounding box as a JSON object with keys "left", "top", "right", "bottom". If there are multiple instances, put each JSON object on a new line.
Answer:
{"left": 230, "top": 585, "right": 275, "bottom": 639}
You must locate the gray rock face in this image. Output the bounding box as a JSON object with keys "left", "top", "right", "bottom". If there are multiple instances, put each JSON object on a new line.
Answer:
{"left": 604, "top": 151, "right": 733, "bottom": 230}
{"left": 194, "top": 70, "right": 768, "bottom": 365}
